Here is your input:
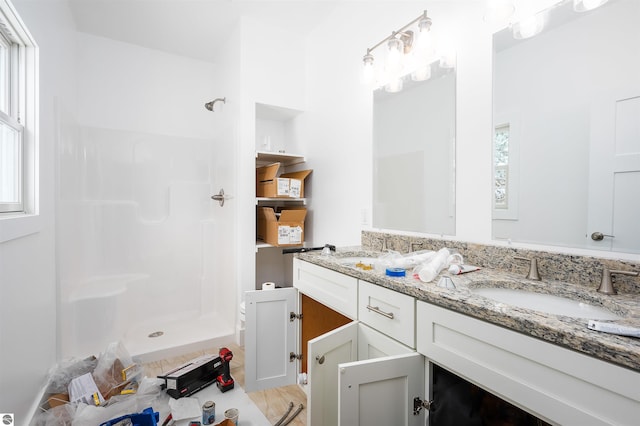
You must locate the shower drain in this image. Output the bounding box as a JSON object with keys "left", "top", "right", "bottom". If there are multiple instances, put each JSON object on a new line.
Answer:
{"left": 148, "top": 331, "right": 164, "bottom": 338}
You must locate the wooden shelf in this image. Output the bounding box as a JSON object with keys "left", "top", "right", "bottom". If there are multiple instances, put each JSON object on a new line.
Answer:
{"left": 256, "top": 197, "right": 306, "bottom": 206}
{"left": 256, "top": 151, "right": 305, "bottom": 167}
{"left": 255, "top": 240, "right": 303, "bottom": 251}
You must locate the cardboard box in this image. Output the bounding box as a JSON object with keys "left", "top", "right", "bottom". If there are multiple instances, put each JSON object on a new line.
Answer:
{"left": 256, "top": 163, "right": 312, "bottom": 198}
{"left": 47, "top": 393, "right": 70, "bottom": 408}
{"left": 257, "top": 207, "right": 306, "bottom": 246}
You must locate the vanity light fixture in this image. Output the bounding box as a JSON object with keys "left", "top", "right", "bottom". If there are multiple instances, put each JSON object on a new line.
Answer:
{"left": 573, "top": 0, "right": 609, "bottom": 12}
{"left": 362, "top": 10, "right": 445, "bottom": 92}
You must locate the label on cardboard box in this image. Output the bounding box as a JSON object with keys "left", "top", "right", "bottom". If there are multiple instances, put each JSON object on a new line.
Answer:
{"left": 277, "top": 178, "right": 290, "bottom": 196}
{"left": 278, "top": 226, "right": 290, "bottom": 244}
{"left": 289, "top": 179, "right": 302, "bottom": 198}
{"left": 290, "top": 226, "right": 303, "bottom": 243}
{"left": 278, "top": 225, "right": 303, "bottom": 245}
{"left": 68, "top": 373, "right": 105, "bottom": 406}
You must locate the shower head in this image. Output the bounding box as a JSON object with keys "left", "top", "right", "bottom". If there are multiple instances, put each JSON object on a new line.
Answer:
{"left": 205, "top": 97, "right": 226, "bottom": 111}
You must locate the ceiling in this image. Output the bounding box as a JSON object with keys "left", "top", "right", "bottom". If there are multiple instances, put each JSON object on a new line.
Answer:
{"left": 67, "top": 0, "right": 344, "bottom": 63}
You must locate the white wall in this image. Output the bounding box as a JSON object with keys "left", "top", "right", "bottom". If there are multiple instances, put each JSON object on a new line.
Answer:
{"left": 0, "top": 0, "right": 77, "bottom": 422}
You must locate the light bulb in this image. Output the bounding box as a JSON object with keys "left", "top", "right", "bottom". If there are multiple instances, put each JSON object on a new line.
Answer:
{"left": 573, "top": 0, "right": 608, "bottom": 12}
{"left": 512, "top": 12, "right": 545, "bottom": 39}
{"left": 413, "top": 26, "right": 435, "bottom": 59}
{"left": 418, "top": 15, "right": 432, "bottom": 33}
{"left": 362, "top": 52, "right": 374, "bottom": 85}
{"left": 386, "top": 37, "right": 404, "bottom": 78}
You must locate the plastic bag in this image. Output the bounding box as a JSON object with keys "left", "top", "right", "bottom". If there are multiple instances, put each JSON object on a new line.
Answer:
{"left": 45, "top": 356, "right": 98, "bottom": 394}
{"left": 92, "top": 341, "right": 142, "bottom": 401}
{"left": 31, "top": 403, "right": 76, "bottom": 426}
{"left": 72, "top": 377, "right": 168, "bottom": 426}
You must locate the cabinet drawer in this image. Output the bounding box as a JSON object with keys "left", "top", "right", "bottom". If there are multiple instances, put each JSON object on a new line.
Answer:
{"left": 293, "top": 259, "right": 358, "bottom": 319}
{"left": 358, "top": 280, "right": 415, "bottom": 348}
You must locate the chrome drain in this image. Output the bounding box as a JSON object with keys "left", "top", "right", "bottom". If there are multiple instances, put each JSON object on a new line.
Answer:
{"left": 148, "top": 331, "right": 164, "bottom": 338}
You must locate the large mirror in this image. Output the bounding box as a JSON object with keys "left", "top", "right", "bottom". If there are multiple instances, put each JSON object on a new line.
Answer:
{"left": 373, "top": 67, "right": 456, "bottom": 235}
{"left": 492, "top": 0, "right": 640, "bottom": 254}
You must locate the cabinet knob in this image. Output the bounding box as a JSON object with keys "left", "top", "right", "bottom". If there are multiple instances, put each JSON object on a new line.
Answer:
{"left": 315, "top": 355, "right": 325, "bottom": 364}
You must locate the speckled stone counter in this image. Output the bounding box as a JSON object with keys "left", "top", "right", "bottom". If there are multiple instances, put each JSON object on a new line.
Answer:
{"left": 297, "top": 245, "right": 640, "bottom": 372}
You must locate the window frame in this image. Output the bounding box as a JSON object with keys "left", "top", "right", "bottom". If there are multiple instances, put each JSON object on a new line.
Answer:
{"left": 0, "top": 109, "right": 24, "bottom": 213}
{"left": 0, "top": 6, "right": 26, "bottom": 214}
{"left": 0, "top": 0, "right": 39, "bottom": 241}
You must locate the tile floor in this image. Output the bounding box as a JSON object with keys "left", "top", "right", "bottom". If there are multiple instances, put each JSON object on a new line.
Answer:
{"left": 142, "top": 342, "right": 307, "bottom": 426}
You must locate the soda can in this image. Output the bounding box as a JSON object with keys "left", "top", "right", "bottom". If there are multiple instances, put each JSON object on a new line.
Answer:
{"left": 202, "top": 400, "right": 215, "bottom": 425}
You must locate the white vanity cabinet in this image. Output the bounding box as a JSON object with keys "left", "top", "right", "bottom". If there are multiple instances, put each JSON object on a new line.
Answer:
{"left": 417, "top": 301, "right": 640, "bottom": 425}
{"left": 244, "top": 259, "right": 428, "bottom": 426}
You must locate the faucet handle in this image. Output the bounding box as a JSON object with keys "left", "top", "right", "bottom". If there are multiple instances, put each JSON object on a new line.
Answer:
{"left": 597, "top": 267, "right": 639, "bottom": 295}
{"left": 514, "top": 256, "right": 541, "bottom": 281}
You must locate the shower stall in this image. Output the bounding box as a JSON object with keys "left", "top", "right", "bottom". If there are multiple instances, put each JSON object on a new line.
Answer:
{"left": 56, "top": 101, "right": 237, "bottom": 362}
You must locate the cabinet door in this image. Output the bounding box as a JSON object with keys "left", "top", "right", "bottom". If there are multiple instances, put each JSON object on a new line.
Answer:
{"left": 308, "top": 321, "right": 424, "bottom": 426}
{"left": 308, "top": 322, "right": 358, "bottom": 426}
{"left": 244, "top": 287, "right": 298, "bottom": 392}
{"left": 339, "top": 352, "right": 425, "bottom": 426}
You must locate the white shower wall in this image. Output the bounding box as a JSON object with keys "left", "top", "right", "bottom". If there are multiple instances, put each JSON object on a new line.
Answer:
{"left": 58, "top": 32, "right": 235, "bottom": 359}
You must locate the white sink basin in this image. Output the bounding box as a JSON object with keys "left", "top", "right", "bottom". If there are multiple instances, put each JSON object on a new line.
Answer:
{"left": 471, "top": 287, "right": 622, "bottom": 320}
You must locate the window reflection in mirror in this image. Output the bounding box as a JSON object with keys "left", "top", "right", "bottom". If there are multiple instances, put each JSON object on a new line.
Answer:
{"left": 492, "top": 0, "right": 640, "bottom": 253}
{"left": 373, "top": 68, "right": 456, "bottom": 235}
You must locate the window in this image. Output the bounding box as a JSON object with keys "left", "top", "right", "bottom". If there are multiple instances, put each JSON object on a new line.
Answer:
{"left": 0, "top": 1, "right": 36, "bottom": 215}
{"left": 493, "top": 114, "right": 520, "bottom": 221}
{"left": 493, "top": 123, "right": 510, "bottom": 210}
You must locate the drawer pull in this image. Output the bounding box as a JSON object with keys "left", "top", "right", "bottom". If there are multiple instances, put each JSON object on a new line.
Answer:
{"left": 366, "top": 305, "right": 394, "bottom": 319}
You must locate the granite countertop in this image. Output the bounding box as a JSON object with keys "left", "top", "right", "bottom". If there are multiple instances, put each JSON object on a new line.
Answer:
{"left": 297, "top": 247, "right": 640, "bottom": 372}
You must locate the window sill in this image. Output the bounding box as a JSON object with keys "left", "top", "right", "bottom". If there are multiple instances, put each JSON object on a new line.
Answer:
{"left": 0, "top": 213, "right": 42, "bottom": 243}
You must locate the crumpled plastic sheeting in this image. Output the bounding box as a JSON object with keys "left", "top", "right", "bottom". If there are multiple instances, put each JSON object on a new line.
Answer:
{"left": 168, "top": 396, "right": 201, "bottom": 420}
{"left": 45, "top": 357, "right": 98, "bottom": 394}
{"left": 72, "top": 377, "right": 169, "bottom": 425}
{"left": 31, "top": 377, "right": 169, "bottom": 426}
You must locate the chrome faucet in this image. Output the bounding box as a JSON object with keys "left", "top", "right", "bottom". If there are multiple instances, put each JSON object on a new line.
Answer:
{"left": 514, "top": 256, "right": 541, "bottom": 281}
{"left": 380, "top": 237, "right": 389, "bottom": 252}
{"left": 597, "top": 267, "right": 639, "bottom": 295}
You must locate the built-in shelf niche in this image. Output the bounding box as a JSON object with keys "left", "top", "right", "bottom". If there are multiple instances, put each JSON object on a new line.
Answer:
{"left": 255, "top": 103, "right": 303, "bottom": 155}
